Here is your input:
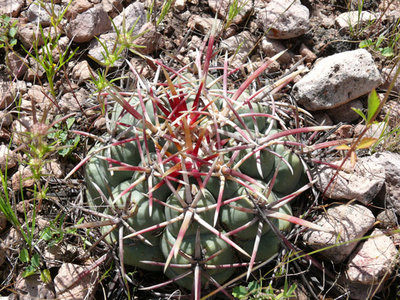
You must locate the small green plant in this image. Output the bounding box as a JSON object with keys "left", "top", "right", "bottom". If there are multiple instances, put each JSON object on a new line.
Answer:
{"left": 47, "top": 117, "right": 80, "bottom": 157}
{"left": 22, "top": 0, "right": 76, "bottom": 99}
{"left": 0, "top": 15, "right": 18, "bottom": 50}
{"left": 232, "top": 280, "right": 297, "bottom": 299}
{"left": 19, "top": 248, "right": 52, "bottom": 283}
{"left": 359, "top": 34, "right": 398, "bottom": 58}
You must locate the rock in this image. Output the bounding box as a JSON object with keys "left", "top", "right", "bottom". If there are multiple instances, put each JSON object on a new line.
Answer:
{"left": 376, "top": 209, "right": 397, "bottom": 229}
{"left": 260, "top": 37, "right": 292, "bottom": 64}
{"left": 134, "top": 22, "right": 162, "bottom": 55}
{"left": 381, "top": 65, "right": 400, "bottom": 93}
{"left": 335, "top": 11, "right": 376, "bottom": 31}
{"left": 208, "top": 0, "right": 252, "bottom": 25}
{"left": 0, "top": 0, "right": 24, "bottom": 17}
{"left": 54, "top": 263, "right": 99, "bottom": 299}
{"left": 71, "top": 60, "right": 93, "bottom": 82}
{"left": 370, "top": 152, "right": 400, "bottom": 213}
{"left": 1, "top": 227, "right": 23, "bottom": 256}
{"left": 66, "top": 4, "right": 111, "bottom": 43}
{"left": 0, "top": 109, "right": 12, "bottom": 128}
{"left": 187, "top": 15, "right": 222, "bottom": 34}
{"left": 11, "top": 166, "right": 35, "bottom": 191}
{"left": 112, "top": 2, "right": 146, "bottom": 34}
{"left": 6, "top": 52, "right": 28, "bottom": 79}
{"left": 354, "top": 122, "right": 388, "bottom": 140}
{"left": 17, "top": 22, "right": 57, "bottom": 48}
{"left": 303, "top": 204, "right": 375, "bottom": 263}
{"left": 256, "top": 0, "right": 310, "bottom": 39}
{"left": 220, "top": 31, "right": 256, "bottom": 64}
{"left": 292, "top": 49, "right": 382, "bottom": 111}
{"left": 313, "top": 157, "right": 386, "bottom": 204}
{"left": 102, "top": 0, "right": 123, "bottom": 17}
{"left": 26, "top": 57, "right": 45, "bottom": 81}
{"left": 379, "top": 0, "right": 400, "bottom": 20}
{"left": 0, "top": 212, "right": 6, "bottom": 233}
{"left": 0, "top": 81, "right": 14, "bottom": 109}
{"left": 174, "top": 0, "right": 186, "bottom": 11}
{"left": 88, "top": 32, "right": 123, "bottom": 67}
{"left": 346, "top": 228, "right": 397, "bottom": 285}
{"left": 15, "top": 274, "right": 55, "bottom": 300}
{"left": 27, "top": 1, "right": 62, "bottom": 26}
{"left": 44, "top": 161, "right": 64, "bottom": 178}
{"left": 65, "top": 0, "right": 93, "bottom": 19}
{"left": 326, "top": 99, "right": 363, "bottom": 123}
{"left": 380, "top": 99, "right": 400, "bottom": 127}
{"left": 0, "top": 145, "right": 17, "bottom": 170}
{"left": 11, "top": 116, "right": 34, "bottom": 145}
{"left": 0, "top": 244, "right": 4, "bottom": 266}
{"left": 59, "top": 89, "right": 88, "bottom": 112}
{"left": 299, "top": 43, "right": 317, "bottom": 63}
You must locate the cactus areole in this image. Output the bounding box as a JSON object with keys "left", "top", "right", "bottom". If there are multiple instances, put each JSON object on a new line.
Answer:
{"left": 84, "top": 34, "right": 313, "bottom": 297}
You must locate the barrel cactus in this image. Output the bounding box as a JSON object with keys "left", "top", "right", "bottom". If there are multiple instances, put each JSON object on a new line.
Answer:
{"left": 82, "top": 30, "right": 327, "bottom": 298}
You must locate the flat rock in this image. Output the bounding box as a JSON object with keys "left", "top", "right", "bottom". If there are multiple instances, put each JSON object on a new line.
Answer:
{"left": 335, "top": 11, "right": 376, "bottom": 30}
{"left": 303, "top": 204, "right": 375, "bottom": 263}
{"left": 313, "top": 157, "right": 386, "bottom": 204}
{"left": 54, "top": 263, "right": 99, "bottom": 299}
{"left": 0, "top": 144, "right": 17, "bottom": 170}
{"left": 292, "top": 49, "right": 382, "bottom": 111}
{"left": 208, "top": 0, "right": 252, "bottom": 25}
{"left": 88, "top": 3, "right": 146, "bottom": 66}
{"left": 187, "top": 15, "right": 222, "bottom": 34}
{"left": 111, "top": 2, "right": 146, "bottom": 34}
{"left": 326, "top": 99, "right": 363, "bottom": 123}
{"left": 260, "top": 37, "right": 292, "bottom": 64}
{"left": 381, "top": 65, "right": 400, "bottom": 93}
{"left": 134, "top": 22, "right": 162, "bottom": 55}
{"left": 88, "top": 32, "right": 122, "bottom": 67}
{"left": 370, "top": 152, "right": 400, "bottom": 213}
{"left": 71, "top": 60, "right": 93, "bottom": 82}
{"left": 0, "top": 81, "right": 14, "bottom": 109}
{"left": 346, "top": 228, "right": 397, "bottom": 285}
{"left": 15, "top": 274, "right": 55, "bottom": 300}
{"left": 11, "top": 166, "right": 35, "bottom": 191}
{"left": 59, "top": 88, "right": 88, "bottom": 113}
{"left": 17, "top": 22, "right": 57, "bottom": 48}
{"left": 66, "top": 4, "right": 111, "bottom": 43}
{"left": 0, "top": 0, "right": 24, "bottom": 17}
{"left": 220, "top": 31, "right": 256, "bottom": 65}
{"left": 27, "top": 1, "right": 62, "bottom": 26}
{"left": 6, "top": 52, "right": 28, "bottom": 79}
{"left": 256, "top": 0, "right": 310, "bottom": 39}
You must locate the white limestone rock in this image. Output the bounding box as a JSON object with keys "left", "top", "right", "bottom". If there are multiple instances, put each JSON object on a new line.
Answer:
{"left": 292, "top": 49, "right": 382, "bottom": 111}
{"left": 313, "top": 157, "right": 386, "bottom": 205}
{"left": 256, "top": 0, "right": 310, "bottom": 39}
{"left": 303, "top": 204, "right": 375, "bottom": 263}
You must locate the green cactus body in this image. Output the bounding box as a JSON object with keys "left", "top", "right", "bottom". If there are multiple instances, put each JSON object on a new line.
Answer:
{"left": 85, "top": 142, "right": 139, "bottom": 210}
{"left": 106, "top": 180, "right": 165, "bottom": 242}
{"left": 220, "top": 182, "right": 279, "bottom": 240}
{"left": 238, "top": 143, "right": 275, "bottom": 180}
{"left": 83, "top": 40, "right": 312, "bottom": 294}
{"left": 238, "top": 229, "right": 281, "bottom": 262}
{"left": 131, "top": 153, "right": 175, "bottom": 202}
{"left": 271, "top": 144, "right": 303, "bottom": 195}
{"left": 205, "top": 175, "right": 239, "bottom": 200}
{"left": 111, "top": 96, "right": 156, "bottom": 135}
{"left": 165, "top": 187, "right": 216, "bottom": 236}
{"left": 161, "top": 228, "right": 236, "bottom": 289}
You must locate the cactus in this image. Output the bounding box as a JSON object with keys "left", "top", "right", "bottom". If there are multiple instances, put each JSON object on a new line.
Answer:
{"left": 82, "top": 29, "right": 328, "bottom": 298}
